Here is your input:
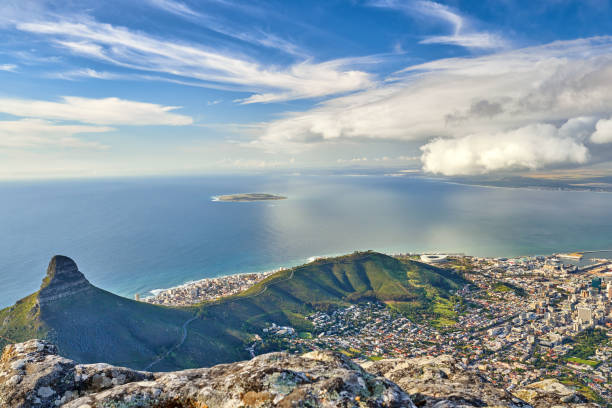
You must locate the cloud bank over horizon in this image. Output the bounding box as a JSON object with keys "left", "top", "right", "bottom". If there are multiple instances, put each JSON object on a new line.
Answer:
{"left": 2, "top": 0, "right": 612, "bottom": 178}
{"left": 258, "top": 37, "right": 612, "bottom": 175}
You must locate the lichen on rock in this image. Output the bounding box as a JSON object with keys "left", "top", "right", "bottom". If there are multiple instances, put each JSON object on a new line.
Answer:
{"left": 0, "top": 339, "right": 413, "bottom": 408}
{"left": 361, "top": 354, "right": 601, "bottom": 408}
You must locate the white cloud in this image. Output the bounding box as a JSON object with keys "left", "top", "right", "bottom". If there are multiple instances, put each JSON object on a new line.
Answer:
{"left": 0, "top": 96, "right": 192, "bottom": 125}
{"left": 258, "top": 37, "right": 612, "bottom": 173}
{"left": 420, "top": 123, "right": 589, "bottom": 175}
{"left": 0, "top": 63, "right": 17, "bottom": 71}
{"left": 420, "top": 33, "right": 505, "bottom": 49}
{"left": 17, "top": 18, "right": 373, "bottom": 103}
{"left": 50, "top": 68, "right": 122, "bottom": 80}
{"left": 337, "top": 157, "right": 369, "bottom": 163}
{"left": 147, "top": 0, "right": 199, "bottom": 18}
{"left": 214, "top": 157, "right": 296, "bottom": 169}
{"left": 368, "top": 0, "right": 506, "bottom": 50}
{"left": 0, "top": 118, "right": 111, "bottom": 149}
{"left": 591, "top": 117, "right": 612, "bottom": 144}
{"left": 336, "top": 155, "right": 419, "bottom": 163}
{"left": 558, "top": 116, "right": 598, "bottom": 140}
{"left": 145, "top": 0, "right": 305, "bottom": 57}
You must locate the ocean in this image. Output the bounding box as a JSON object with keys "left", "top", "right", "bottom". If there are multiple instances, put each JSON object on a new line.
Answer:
{"left": 1, "top": 173, "right": 612, "bottom": 308}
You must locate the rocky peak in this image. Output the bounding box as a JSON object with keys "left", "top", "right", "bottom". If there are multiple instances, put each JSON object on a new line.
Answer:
{"left": 38, "top": 256, "right": 91, "bottom": 305}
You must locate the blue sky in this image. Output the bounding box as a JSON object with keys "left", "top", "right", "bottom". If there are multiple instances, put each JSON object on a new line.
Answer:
{"left": 2, "top": 0, "right": 612, "bottom": 178}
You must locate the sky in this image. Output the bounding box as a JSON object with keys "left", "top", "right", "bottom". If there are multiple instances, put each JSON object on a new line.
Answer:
{"left": 2, "top": 0, "right": 612, "bottom": 179}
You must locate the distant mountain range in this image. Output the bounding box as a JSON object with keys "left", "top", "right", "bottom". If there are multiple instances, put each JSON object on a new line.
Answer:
{"left": 0, "top": 251, "right": 467, "bottom": 371}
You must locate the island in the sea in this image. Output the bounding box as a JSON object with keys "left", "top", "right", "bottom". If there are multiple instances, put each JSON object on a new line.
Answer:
{"left": 213, "top": 193, "right": 287, "bottom": 202}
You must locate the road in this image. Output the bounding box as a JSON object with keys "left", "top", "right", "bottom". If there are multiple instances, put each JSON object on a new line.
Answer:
{"left": 144, "top": 267, "right": 296, "bottom": 369}
{"left": 144, "top": 315, "right": 198, "bottom": 371}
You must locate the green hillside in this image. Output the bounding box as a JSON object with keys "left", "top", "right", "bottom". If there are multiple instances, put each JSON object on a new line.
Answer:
{"left": 164, "top": 251, "right": 468, "bottom": 368}
{"left": 0, "top": 251, "right": 468, "bottom": 371}
{"left": 0, "top": 292, "right": 47, "bottom": 347}
{"left": 203, "top": 251, "right": 466, "bottom": 328}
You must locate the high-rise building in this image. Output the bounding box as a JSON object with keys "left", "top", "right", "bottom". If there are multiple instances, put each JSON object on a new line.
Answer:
{"left": 591, "top": 277, "right": 602, "bottom": 289}
{"left": 577, "top": 306, "right": 593, "bottom": 324}
{"left": 607, "top": 282, "right": 612, "bottom": 300}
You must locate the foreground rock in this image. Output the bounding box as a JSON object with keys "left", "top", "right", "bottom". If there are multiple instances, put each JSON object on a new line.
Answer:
{"left": 0, "top": 339, "right": 414, "bottom": 407}
{"left": 513, "top": 379, "right": 599, "bottom": 408}
{"left": 1, "top": 340, "right": 602, "bottom": 408}
{"left": 362, "top": 355, "right": 600, "bottom": 408}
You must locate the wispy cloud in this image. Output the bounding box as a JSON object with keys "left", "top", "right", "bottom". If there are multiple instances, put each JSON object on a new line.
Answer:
{"left": 0, "top": 63, "right": 17, "bottom": 72}
{"left": 0, "top": 96, "right": 193, "bottom": 125}
{"left": 368, "top": 0, "right": 506, "bottom": 50}
{"left": 257, "top": 37, "right": 612, "bottom": 174}
{"left": 49, "top": 68, "right": 122, "bottom": 80}
{"left": 0, "top": 95, "right": 194, "bottom": 152}
{"left": 147, "top": 0, "right": 199, "bottom": 18}
{"left": 214, "top": 157, "right": 296, "bottom": 169}
{"left": 0, "top": 118, "right": 111, "bottom": 149}
{"left": 419, "top": 32, "right": 505, "bottom": 49}
{"left": 145, "top": 0, "right": 306, "bottom": 57}
{"left": 336, "top": 155, "right": 418, "bottom": 163}
{"left": 17, "top": 18, "right": 374, "bottom": 103}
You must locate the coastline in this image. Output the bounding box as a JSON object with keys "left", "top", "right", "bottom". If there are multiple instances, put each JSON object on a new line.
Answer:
{"left": 140, "top": 245, "right": 612, "bottom": 301}
{"left": 211, "top": 193, "right": 287, "bottom": 202}
{"left": 138, "top": 248, "right": 612, "bottom": 302}
{"left": 437, "top": 178, "right": 612, "bottom": 194}
{"left": 139, "top": 251, "right": 357, "bottom": 301}
{"left": 142, "top": 268, "right": 283, "bottom": 299}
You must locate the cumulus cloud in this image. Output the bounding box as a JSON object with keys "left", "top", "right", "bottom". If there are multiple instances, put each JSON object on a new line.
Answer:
{"left": 591, "top": 117, "right": 612, "bottom": 144}
{"left": 0, "top": 96, "right": 192, "bottom": 125}
{"left": 420, "top": 123, "right": 589, "bottom": 175}
{"left": 17, "top": 18, "right": 374, "bottom": 103}
{"left": 558, "top": 116, "right": 598, "bottom": 140}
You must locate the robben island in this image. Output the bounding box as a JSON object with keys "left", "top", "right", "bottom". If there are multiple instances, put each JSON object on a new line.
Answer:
{"left": 6, "top": 0, "right": 612, "bottom": 406}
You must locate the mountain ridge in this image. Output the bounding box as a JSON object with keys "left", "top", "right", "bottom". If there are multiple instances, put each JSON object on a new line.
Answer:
{"left": 0, "top": 251, "right": 468, "bottom": 371}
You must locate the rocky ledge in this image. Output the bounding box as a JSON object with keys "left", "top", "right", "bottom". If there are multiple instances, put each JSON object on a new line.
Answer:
{"left": 0, "top": 339, "right": 413, "bottom": 408}
{"left": 363, "top": 355, "right": 600, "bottom": 408}
{"left": 0, "top": 339, "right": 602, "bottom": 408}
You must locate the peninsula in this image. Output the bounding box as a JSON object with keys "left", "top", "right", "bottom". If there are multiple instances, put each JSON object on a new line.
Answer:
{"left": 2, "top": 251, "right": 612, "bottom": 405}
{"left": 213, "top": 193, "right": 287, "bottom": 202}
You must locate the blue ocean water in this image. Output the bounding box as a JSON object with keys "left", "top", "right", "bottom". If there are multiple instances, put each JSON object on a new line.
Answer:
{"left": 1, "top": 174, "right": 612, "bottom": 308}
